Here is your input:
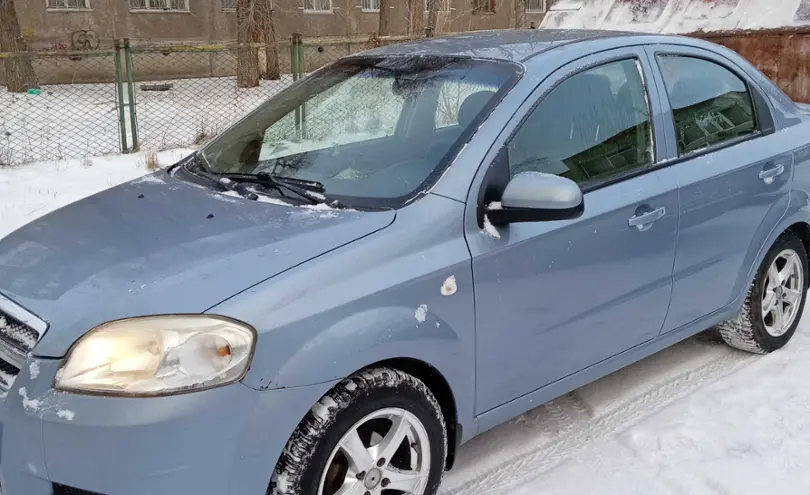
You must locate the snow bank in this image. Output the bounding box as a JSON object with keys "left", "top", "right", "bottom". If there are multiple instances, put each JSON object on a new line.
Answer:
{"left": 0, "top": 75, "right": 292, "bottom": 167}
{"left": 542, "top": 0, "right": 810, "bottom": 34}
{"left": 0, "top": 148, "right": 194, "bottom": 239}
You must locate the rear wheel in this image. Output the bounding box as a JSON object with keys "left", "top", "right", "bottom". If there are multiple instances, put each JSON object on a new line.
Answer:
{"left": 718, "top": 232, "right": 808, "bottom": 354}
{"left": 270, "top": 367, "right": 447, "bottom": 495}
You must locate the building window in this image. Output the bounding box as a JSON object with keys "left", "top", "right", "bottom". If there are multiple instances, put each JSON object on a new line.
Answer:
{"left": 362, "top": 0, "right": 380, "bottom": 11}
{"left": 305, "top": 0, "right": 332, "bottom": 11}
{"left": 130, "top": 0, "right": 189, "bottom": 11}
{"left": 473, "top": 0, "right": 495, "bottom": 13}
{"left": 525, "top": 0, "right": 545, "bottom": 13}
{"left": 423, "top": 0, "right": 451, "bottom": 11}
{"left": 47, "top": 0, "right": 90, "bottom": 9}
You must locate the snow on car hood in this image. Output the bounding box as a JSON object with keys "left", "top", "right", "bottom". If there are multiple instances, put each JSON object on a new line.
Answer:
{"left": 0, "top": 169, "right": 395, "bottom": 357}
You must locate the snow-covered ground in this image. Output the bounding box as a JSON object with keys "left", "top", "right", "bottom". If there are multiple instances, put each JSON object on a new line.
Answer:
{"left": 3, "top": 152, "right": 810, "bottom": 494}
{"left": 0, "top": 149, "right": 194, "bottom": 239}
{"left": 543, "top": 0, "right": 810, "bottom": 34}
{"left": 0, "top": 75, "right": 290, "bottom": 167}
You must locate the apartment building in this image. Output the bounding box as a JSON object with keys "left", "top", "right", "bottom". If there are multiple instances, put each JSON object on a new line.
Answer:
{"left": 18, "top": 0, "right": 550, "bottom": 50}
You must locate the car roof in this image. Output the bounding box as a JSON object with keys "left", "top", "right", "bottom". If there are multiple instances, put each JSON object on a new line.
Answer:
{"left": 361, "top": 29, "right": 659, "bottom": 62}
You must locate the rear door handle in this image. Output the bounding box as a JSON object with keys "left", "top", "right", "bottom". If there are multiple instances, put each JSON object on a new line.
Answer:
{"left": 760, "top": 164, "right": 785, "bottom": 184}
{"left": 628, "top": 207, "right": 666, "bottom": 231}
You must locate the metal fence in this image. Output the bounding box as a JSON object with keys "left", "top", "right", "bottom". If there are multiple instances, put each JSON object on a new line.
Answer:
{"left": 126, "top": 41, "right": 296, "bottom": 152}
{"left": 5, "top": 27, "right": 810, "bottom": 167}
{"left": 0, "top": 49, "right": 121, "bottom": 166}
{"left": 0, "top": 34, "right": 414, "bottom": 166}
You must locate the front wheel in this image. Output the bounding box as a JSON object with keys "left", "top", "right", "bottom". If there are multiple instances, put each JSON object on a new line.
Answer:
{"left": 270, "top": 367, "right": 447, "bottom": 495}
{"left": 718, "top": 232, "right": 808, "bottom": 354}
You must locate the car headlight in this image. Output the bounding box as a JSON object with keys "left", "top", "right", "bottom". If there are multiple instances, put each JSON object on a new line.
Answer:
{"left": 55, "top": 315, "right": 256, "bottom": 396}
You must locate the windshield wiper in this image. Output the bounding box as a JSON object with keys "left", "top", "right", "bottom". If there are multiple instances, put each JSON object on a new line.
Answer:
{"left": 216, "top": 172, "right": 331, "bottom": 205}
{"left": 188, "top": 161, "right": 260, "bottom": 201}
{"left": 186, "top": 156, "right": 339, "bottom": 206}
{"left": 265, "top": 175, "right": 325, "bottom": 193}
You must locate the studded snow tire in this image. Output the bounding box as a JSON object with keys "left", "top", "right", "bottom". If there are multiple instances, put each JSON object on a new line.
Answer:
{"left": 717, "top": 232, "right": 808, "bottom": 354}
{"left": 269, "top": 367, "right": 447, "bottom": 495}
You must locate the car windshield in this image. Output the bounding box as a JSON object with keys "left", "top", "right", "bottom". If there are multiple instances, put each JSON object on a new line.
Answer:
{"left": 199, "top": 56, "right": 519, "bottom": 208}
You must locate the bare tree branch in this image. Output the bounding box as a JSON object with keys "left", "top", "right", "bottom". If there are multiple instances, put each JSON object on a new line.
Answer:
{"left": 399, "top": 0, "right": 425, "bottom": 36}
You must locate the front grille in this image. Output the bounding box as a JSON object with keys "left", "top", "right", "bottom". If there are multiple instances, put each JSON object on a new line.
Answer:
{"left": 0, "top": 358, "right": 20, "bottom": 386}
{"left": 53, "top": 484, "right": 105, "bottom": 495}
{"left": 0, "top": 358, "right": 19, "bottom": 376}
{"left": 0, "top": 309, "right": 40, "bottom": 352}
{"left": 0, "top": 304, "right": 43, "bottom": 396}
{"left": 0, "top": 357, "right": 20, "bottom": 395}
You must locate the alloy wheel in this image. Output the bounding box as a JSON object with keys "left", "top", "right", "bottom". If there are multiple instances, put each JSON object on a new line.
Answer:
{"left": 762, "top": 249, "right": 804, "bottom": 337}
{"left": 319, "top": 407, "right": 432, "bottom": 495}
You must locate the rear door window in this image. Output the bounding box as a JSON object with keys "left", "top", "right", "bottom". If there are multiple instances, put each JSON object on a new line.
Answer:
{"left": 656, "top": 55, "right": 756, "bottom": 156}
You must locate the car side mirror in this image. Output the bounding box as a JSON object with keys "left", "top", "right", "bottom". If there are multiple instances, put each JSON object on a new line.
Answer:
{"left": 487, "top": 172, "right": 584, "bottom": 225}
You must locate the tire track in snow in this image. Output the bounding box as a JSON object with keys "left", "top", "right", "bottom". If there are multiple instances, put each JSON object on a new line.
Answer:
{"left": 440, "top": 336, "right": 758, "bottom": 495}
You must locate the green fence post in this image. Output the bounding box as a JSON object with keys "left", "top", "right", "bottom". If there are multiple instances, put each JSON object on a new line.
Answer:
{"left": 291, "top": 34, "right": 301, "bottom": 140}
{"left": 290, "top": 34, "right": 299, "bottom": 83}
{"left": 297, "top": 34, "right": 307, "bottom": 139}
{"left": 114, "top": 39, "right": 129, "bottom": 153}
{"left": 124, "top": 38, "right": 140, "bottom": 152}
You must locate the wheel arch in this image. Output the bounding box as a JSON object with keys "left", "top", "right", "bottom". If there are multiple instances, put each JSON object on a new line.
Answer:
{"left": 733, "top": 212, "right": 810, "bottom": 314}
{"left": 360, "top": 357, "right": 462, "bottom": 470}
{"left": 785, "top": 221, "right": 810, "bottom": 277}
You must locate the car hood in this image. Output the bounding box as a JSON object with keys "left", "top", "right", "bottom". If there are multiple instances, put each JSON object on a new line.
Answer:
{"left": 0, "top": 169, "right": 395, "bottom": 357}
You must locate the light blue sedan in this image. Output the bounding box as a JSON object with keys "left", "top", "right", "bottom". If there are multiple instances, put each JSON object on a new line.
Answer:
{"left": 1, "top": 29, "right": 809, "bottom": 495}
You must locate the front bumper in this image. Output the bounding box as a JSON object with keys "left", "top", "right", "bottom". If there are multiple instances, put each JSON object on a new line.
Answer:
{"left": 0, "top": 358, "right": 334, "bottom": 495}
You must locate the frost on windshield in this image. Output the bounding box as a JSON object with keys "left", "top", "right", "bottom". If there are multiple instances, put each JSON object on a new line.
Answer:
{"left": 258, "top": 73, "right": 406, "bottom": 162}
{"left": 202, "top": 57, "right": 516, "bottom": 205}
{"left": 683, "top": 0, "right": 739, "bottom": 20}
{"left": 606, "top": 0, "right": 669, "bottom": 24}
{"left": 436, "top": 81, "right": 499, "bottom": 129}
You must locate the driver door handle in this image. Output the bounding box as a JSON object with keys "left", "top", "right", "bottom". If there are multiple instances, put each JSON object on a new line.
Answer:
{"left": 628, "top": 207, "right": 666, "bottom": 231}
{"left": 759, "top": 164, "right": 785, "bottom": 184}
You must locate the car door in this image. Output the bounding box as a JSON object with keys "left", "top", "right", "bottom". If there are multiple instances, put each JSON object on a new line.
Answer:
{"left": 468, "top": 48, "right": 681, "bottom": 414}
{"left": 644, "top": 45, "right": 793, "bottom": 334}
